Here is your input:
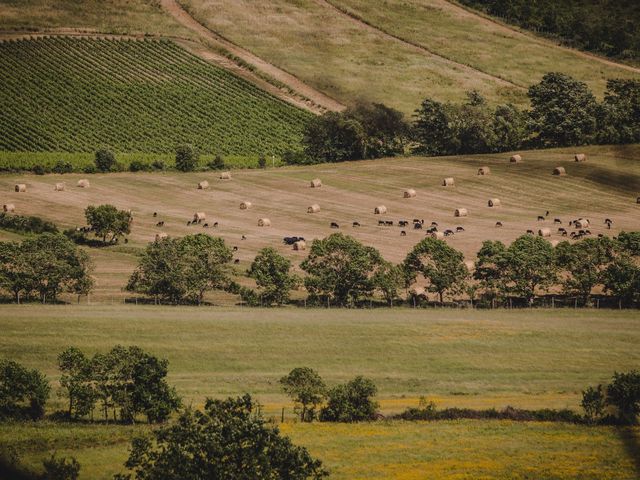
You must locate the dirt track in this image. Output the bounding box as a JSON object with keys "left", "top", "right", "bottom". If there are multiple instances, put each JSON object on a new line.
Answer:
{"left": 160, "top": 0, "right": 345, "bottom": 112}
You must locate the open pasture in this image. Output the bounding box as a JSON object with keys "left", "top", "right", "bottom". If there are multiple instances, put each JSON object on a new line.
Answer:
{"left": 1, "top": 145, "right": 638, "bottom": 300}
{"left": 0, "top": 306, "right": 639, "bottom": 479}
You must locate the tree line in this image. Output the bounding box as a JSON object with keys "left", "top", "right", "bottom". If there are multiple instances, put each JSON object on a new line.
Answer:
{"left": 294, "top": 74, "right": 640, "bottom": 163}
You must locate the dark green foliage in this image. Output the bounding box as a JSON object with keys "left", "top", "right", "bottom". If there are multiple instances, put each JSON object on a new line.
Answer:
{"left": 459, "top": 0, "right": 640, "bottom": 62}
{"left": 129, "top": 160, "right": 151, "bottom": 172}
{"left": 95, "top": 149, "right": 116, "bottom": 172}
{"left": 280, "top": 367, "right": 326, "bottom": 422}
{"left": 0, "top": 359, "right": 50, "bottom": 420}
{"left": 207, "top": 154, "right": 225, "bottom": 170}
{"left": 0, "top": 38, "right": 309, "bottom": 154}
{"left": 0, "top": 213, "right": 58, "bottom": 235}
{"left": 403, "top": 237, "right": 468, "bottom": 303}
{"left": 31, "top": 164, "right": 50, "bottom": 175}
{"left": 396, "top": 404, "right": 582, "bottom": 423}
{"left": 282, "top": 150, "right": 308, "bottom": 165}
{"left": 151, "top": 159, "right": 165, "bottom": 171}
{"left": 528, "top": 72, "right": 598, "bottom": 147}
{"left": 175, "top": 144, "right": 199, "bottom": 172}
{"left": 320, "top": 376, "right": 378, "bottom": 422}
{"left": 606, "top": 371, "right": 640, "bottom": 424}
{"left": 258, "top": 155, "right": 267, "bottom": 168}
{"left": 0, "top": 234, "right": 93, "bottom": 303}
{"left": 82, "top": 165, "right": 97, "bottom": 174}
{"left": 127, "top": 234, "right": 233, "bottom": 304}
{"left": 581, "top": 385, "right": 606, "bottom": 423}
{"left": 617, "top": 231, "right": 640, "bottom": 256}
{"left": 248, "top": 247, "right": 299, "bottom": 306}
{"left": 115, "top": 394, "right": 328, "bottom": 480}
{"left": 52, "top": 161, "right": 73, "bottom": 174}
{"left": 57, "top": 347, "right": 95, "bottom": 419}
{"left": 303, "top": 112, "right": 367, "bottom": 163}
{"left": 300, "top": 233, "right": 386, "bottom": 306}
{"left": 345, "top": 102, "right": 409, "bottom": 158}
{"left": 597, "top": 80, "right": 640, "bottom": 144}
{"left": 602, "top": 253, "right": 640, "bottom": 307}
{"left": 84, "top": 205, "right": 132, "bottom": 244}
{"left": 41, "top": 455, "right": 80, "bottom": 480}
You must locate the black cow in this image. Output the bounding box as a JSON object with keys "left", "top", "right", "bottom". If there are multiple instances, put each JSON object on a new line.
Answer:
{"left": 398, "top": 220, "right": 408, "bottom": 227}
{"left": 203, "top": 223, "right": 209, "bottom": 228}
{"left": 554, "top": 218, "right": 562, "bottom": 224}
{"left": 233, "top": 246, "right": 238, "bottom": 252}
{"left": 234, "top": 259, "right": 240, "bottom": 264}
{"left": 495, "top": 221, "right": 503, "bottom": 227}
{"left": 526, "top": 229, "right": 534, "bottom": 235}
{"left": 241, "top": 235, "right": 247, "bottom": 240}
{"left": 186, "top": 221, "right": 192, "bottom": 226}
{"left": 537, "top": 216, "right": 545, "bottom": 221}
{"left": 413, "top": 222, "right": 423, "bottom": 230}
{"left": 456, "top": 226, "right": 465, "bottom": 232}
{"left": 156, "top": 221, "right": 165, "bottom": 227}
{"left": 331, "top": 222, "right": 339, "bottom": 229}
{"left": 353, "top": 221, "right": 361, "bottom": 227}
{"left": 378, "top": 220, "right": 386, "bottom": 226}
{"left": 444, "top": 229, "right": 454, "bottom": 236}
{"left": 213, "top": 222, "right": 219, "bottom": 228}
{"left": 431, "top": 221, "right": 438, "bottom": 227}
{"left": 385, "top": 220, "right": 393, "bottom": 226}
{"left": 400, "top": 230, "right": 407, "bottom": 236}
{"left": 153, "top": 212, "right": 158, "bottom": 217}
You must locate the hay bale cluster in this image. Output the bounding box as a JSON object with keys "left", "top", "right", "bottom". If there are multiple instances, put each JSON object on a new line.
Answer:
{"left": 219, "top": 172, "right": 231, "bottom": 180}
{"left": 403, "top": 188, "right": 416, "bottom": 198}
{"left": 155, "top": 233, "right": 168, "bottom": 242}
{"left": 293, "top": 240, "right": 306, "bottom": 251}
{"left": 538, "top": 228, "right": 551, "bottom": 237}
{"left": 193, "top": 212, "right": 206, "bottom": 222}
{"left": 431, "top": 231, "right": 445, "bottom": 240}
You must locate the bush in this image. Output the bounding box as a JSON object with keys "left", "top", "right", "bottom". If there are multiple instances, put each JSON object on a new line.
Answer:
{"left": 82, "top": 164, "right": 97, "bottom": 174}
{"left": 151, "top": 159, "right": 165, "bottom": 171}
{"left": 52, "top": 161, "right": 73, "bottom": 174}
{"left": 606, "top": 370, "right": 640, "bottom": 424}
{"left": 581, "top": 385, "right": 606, "bottom": 423}
{"left": 0, "top": 359, "right": 50, "bottom": 420}
{"left": 282, "top": 150, "right": 309, "bottom": 165}
{"left": 41, "top": 455, "right": 80, "bottom": 480}
{"left": 175, "top": 144, "right": 199, "bottom": 172}
{"left": 395, "top": 404, "right": 583, "bottom": 423}
{"left": 258, "top": 155, "right": 267, "bottom": 168}
{"left": 207, "top": 154, "right": 225, "bottom": 170}
{"left": 32, "top": 164, "right": 50, "bottom": 175}
{"left": 320, "top": 376, "right": 378, "bottom": 422}
{"left": 94, "top": 149, "right": 116, "bottom": 172}
{"left": 129, "top": 160, "right": 151, "bottom": 172}
{"left": 0, "top": 213, "right": 58, "bottom": 235}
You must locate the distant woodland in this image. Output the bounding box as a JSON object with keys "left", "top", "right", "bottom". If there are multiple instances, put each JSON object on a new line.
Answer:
{"left": 459, "top": 0, "right": 640, "bottom": 63}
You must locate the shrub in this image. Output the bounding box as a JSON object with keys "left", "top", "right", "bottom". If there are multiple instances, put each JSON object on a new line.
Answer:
{"left": 175, "top": 144, "right": 199, "bottom": 172}
{"left": 0, "top": 213, "right": 59, "bottom": 235}
{"left": 32, "top": 164, "right": 50, "bottom": 175}
{"left": 82, "top": 164, "right": 97, "bottom": 174}
{"left": 94, "top": 149, "right": 116, "bottom": 172}
{"left": 52, "top": 161, "right": 74, "bottom": 174}
{"left": 606, "top": 370, "right": 640, "bottom": 424}
{"left": 258, "top": 155, "right": 267, "bottom": 168}
{"left": 151, "top": 159, "right": 165, "bottom": 171}
{"left": 320, "top": 376, "right": 378, "bottom": 422}
{"left": 129, "top": 160, "right": 150, "bottom": 172}
{"left": 280, "top": 367, "right": 326, "bottom": 422}
{"left": 207, "top": 154, "right": 225, "bottom": 170}
{"left": 581, "top": 385, "right": 606, "bottom": 423}
{"left": 0, "top": 359, "right": 50, "bottom": 420}
{"left": 41, "top": 455, "right": 80, "bottom": 480}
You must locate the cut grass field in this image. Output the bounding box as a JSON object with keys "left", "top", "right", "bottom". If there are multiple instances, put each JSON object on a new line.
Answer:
{"left": 0, "top": 306, "right": 639, "bottom": 479}
{"left": 0, "top": 144, "right": 638, "bottom": 302}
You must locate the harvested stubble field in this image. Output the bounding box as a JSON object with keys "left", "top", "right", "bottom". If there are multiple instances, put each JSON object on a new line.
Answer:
{"left": 0, "top": 306, "right": 639, "bottom": 479}
{"left": 0, "top": 144, "right": 638, "bottom": 301}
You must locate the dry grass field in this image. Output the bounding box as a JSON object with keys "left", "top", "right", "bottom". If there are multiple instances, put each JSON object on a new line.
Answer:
{"left": 0, "top": 306, "right": 639, "bottom": 479}
{"left": 1, "top": 145, "right": 638, "bottom": 301}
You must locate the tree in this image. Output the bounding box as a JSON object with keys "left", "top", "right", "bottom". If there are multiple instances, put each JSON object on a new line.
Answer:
{"left": 617, "top": 231, "right": 640, "bottom": 256}
{"left": 0, "top": 241, "right": 32, "bottom": 303}
{"left": 84, "top": 205, "right": 131, "bottom": 244}
{"left": 555, "top": 237, "right": 615, "bottom": 305}
{"left": 280, "top": 367, "right": 326, "bottom": 422}
{"left": 115, "top": 395, "right": 328, "bottom": 480}
{"left": 606, "top": 370, "right": 640, "bottom": 424}
{"left": 57, "top": 347, "right": 95, "bottom": 419}
{"left": 412, "top": 98, "right": 456, "bottom": 155}
{"left": 248, "top": 247, "right": 299, "bottom": 306}
{"left": 41, "top": 455, "right": 80, "bottom": 480}
{"left": 373, "top": 262, "right": 405, "bottom": 306}
{"left": 499, "top": 235, "right": 557, "bottom": 304}
{"left": 320, "top": 376, "right": 378, "bottom": 422}
{"left": 303, "top": 112, "right": 367, "bottom": 162}
{"left": 528, "top": 72, "right": 598, "bottom": 147}
{"left": 94, "top": 149, "right": 116, "bottom": 172}
{"left": 208, "top": 154, "right": 225, "bottom": 170}
{"left": 473, "top": 240, "right": 507, "bottom": 303}
{"left": 602, "top": 254, "right": 640, "bottom": 307}
{"left": 127, "top": 234, "right": 233, "bottom": 304}
{"left": 346, "top": 102, "right": 408, "bottom": 158}
{"left": 581, "top": 385, "right": 606, "bottom": 424}
{"left": 598, "top": 79, "right": 640, "bottom": 144}
{"left": 0, "top": 359, "right": 50, "bottom": 420}
{"left": 403, "top": 237, "right": 468, "bottom": 303}
{"left": 175, "top": 144, "right": 199, "bottom": 172}
{"left": 300, "top": 233, "right": 386, "bottom": 306}
{"left": 493, "top": 103, "right": 528, "bottom": 151}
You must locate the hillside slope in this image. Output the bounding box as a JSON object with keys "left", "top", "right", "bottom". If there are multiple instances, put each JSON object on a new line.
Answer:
{"left": 0, "top": 37, "right": 311, "bottom": 154}
{"left": 1, "top": 145, "right": 638, "bottom": 301}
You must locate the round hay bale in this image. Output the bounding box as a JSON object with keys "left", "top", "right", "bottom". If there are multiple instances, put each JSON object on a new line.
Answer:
{"left": 431, "top": 231, "right": 445, "bottom": 240}
{"left": 477, "top": 166, "right": 491, "bottom": 175}
{"left": 510, "top": 154, "right": 522, "bottom": 163}
{"left": 575, "top": 218, "right": 590, "bottom": 229}
{"left": 409, "top": 286, "right": 426, "bottom": 297}
{"left": 488, "top": 198, "right": 501, "bottom": 207}
{"left": 293, "top": 240, "right": 306, "bottom": 251}
{"left": 403, "top": 188, "right": 416, "bottom": 198}
{"left": 14, "top": 184, "right": 26, "bottom": 192}
{"left": 155, "top": 233, "right": 168, "bottom": 242}
{"left": 193, "top": 212, "right": 206, "bottom": 222}
{"left": 258, "top": 218, "right": 271, "bottom": 227}
{"left": 54, "top": 182, "right": 65, "bottom": 191}
{"left": 374, "top": 205, "right": 387, "bottom": 214}
{"left": 310, "top": 178, "right": 322, "bottom": 188}
{"left": 442, "top": 177, "right": 454, "bottom": 187}
{"left": 464, "top": 260, "right": 475, "bottom": 272}
{"left": 219, "top": 171, "right": 231, "bottom": 180}
{"left": 239, "top": 201, "right": 252, "bottom": 210}
{"left": 454, "top": 208, "right": 468, "bottom": 217}
{"left": 538, "top": 228, "right": 551, "bottom": 237}
{"left": 307, "top": 204, "right": 321, "bottom": 213}
{"left": 3, "top": 203, "right": 15, "bottom": 213}
{"left": 197, "top": 180, "right": 210, "bottom": 189}
{"left": 574, "top": 153, "right": 587, "bottom": 162}
{"left": 553, "top": 166, "right": 566, "bottom": 176}
{"left": 77, "top": 179, "right": 90, "bottom": 188}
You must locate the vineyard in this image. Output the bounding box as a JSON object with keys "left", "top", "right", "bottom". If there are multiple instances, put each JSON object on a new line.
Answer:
{"left": 0, "top": 37, "right": 311, "bottom": 154}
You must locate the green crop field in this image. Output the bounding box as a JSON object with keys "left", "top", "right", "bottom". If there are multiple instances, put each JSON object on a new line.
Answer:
{"left": 0, "top": 37, "right": 311, "bottom": 154}
{"left": 0, "top": 306, "right": 639, "bottom": 479}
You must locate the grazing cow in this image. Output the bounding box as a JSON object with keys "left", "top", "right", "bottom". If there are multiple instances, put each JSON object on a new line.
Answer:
{"left": 413, "top": 218, "right": 421, "bottom": 224}
{"left": 444, "top": 229, "right": 454, "bottom": 236}
{"left": 526, "top": 229, "right": 534, "bottom": 235}
{"left": 431, "top": 221, "right": 438, "bottom": 227}
{"left": 456, "top": 226, "right": 465, "bottom": 232}
{"left": 385, "top": 220, "right": 393, "bottom": 226}
{"left": 578, "top": 229, "right": 586, "bottom": 236}
{"left": 330, "top": 222, "right": 339, "bottom": 229}
{"left": 598, "top": 234, "right": 604, "bottom": 238}
{"left": 426, "top": 227, "right": 437, "bottom": 234}
{"left": 495, "top": 221, "right": 503, "bottom": 227}
{"left": 605, "top": 218, "right": 612, "bottom": 229}
{"left": 283, "top": 237, "right": 297, "bottom": 245}
{"left": 352, "top": 221, "right": 361, "bottom": 227}
{"left": 585, "top": 229, "right": 592, "bottom": 236}
{"left": 400, "top": 230, "right": 407, "bottom": 236}
{"left": 545, "top": 210, "right": 550, "bottom": 217}
{"left": 558, "top": 227, "right": 567, "bottom": 234}
{"left": 213, "top": 222, "right": 219, "bottom": 228}
{"left": 124, "top": 238, "right": 128, "bottom": 244}
{"left": 234, "top": 259, "right": 240, "bottom": 264}
{"left": 537, "top": 216, "right": 545, "bottom": 221}
{"left": 570, "top": 232, "right": 577, "bottom": 238}
{"left": 413, "top": 222, "right": 423, "bottom": 230}
{"left": 153, "top": 212, "right": 158, "bottom": 217}
{"left": 378, "top": 220, "right": 386, "bottom": 226}
{"left": 156, "top": 221, "right": 165, "bottom": 227}
{"left": 233, "top": 246, "right": 238, "bottom": 252}
{"left": 187, "top": 221, "right": 191, "bottom": 226}
{"left": 298, "top": 237, "right": 305, "bottom": 241}
{"left": 398, "top": 220, "right": 408, "bottom": 227}
{"left": 203, "top": 223, "right": 209, "bottom": 228}
{"left": 554, "top": 218, "right": 562, "bottom": 224}
{"left": 569, "top": 220, "right": 574, "bottom": 226}
{"left": 241, "top": 235, "right": 247, "bottom": 240}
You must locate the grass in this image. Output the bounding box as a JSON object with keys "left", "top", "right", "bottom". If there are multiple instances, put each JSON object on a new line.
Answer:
{"left": 0, "top": 37, "right": 310, "bottom": 154}
{"left": 1, "top": 306, "right": 639, "bottom": 479}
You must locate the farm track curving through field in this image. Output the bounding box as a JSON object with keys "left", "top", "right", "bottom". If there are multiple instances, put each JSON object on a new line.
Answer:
{"left": 160, "top": 0, "right": 346, "bottom": 113}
